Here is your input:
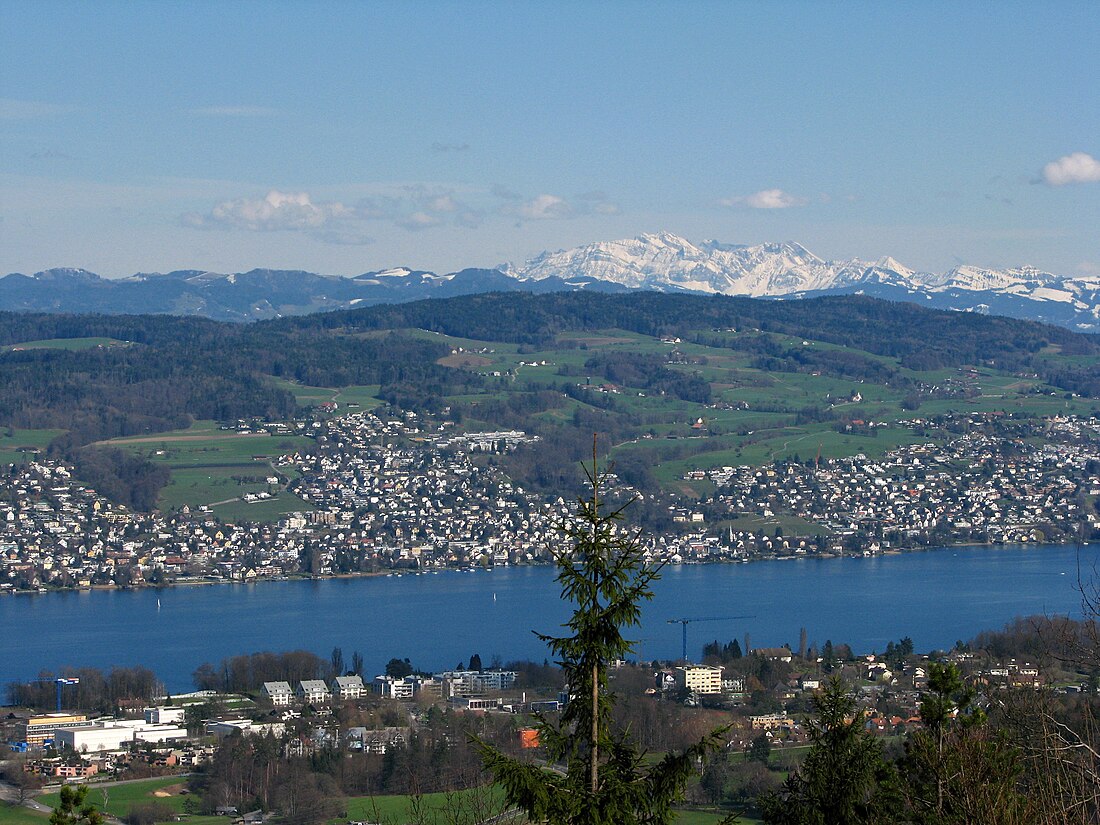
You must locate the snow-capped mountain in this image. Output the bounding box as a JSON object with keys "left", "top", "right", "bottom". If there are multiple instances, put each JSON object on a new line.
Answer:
{"left": 510, "top": 232, "right": 844, "bottom": 296}
{"left": 3, "top": 233, "right": 1097, "bottom": 328}
{"left": 507, "top": 233, "right": 1100, "bottom": 330}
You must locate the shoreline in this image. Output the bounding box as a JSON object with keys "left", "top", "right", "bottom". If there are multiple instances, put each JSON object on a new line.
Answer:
{"left": 5, "top": 538, "right": 1093, "bottom": 597}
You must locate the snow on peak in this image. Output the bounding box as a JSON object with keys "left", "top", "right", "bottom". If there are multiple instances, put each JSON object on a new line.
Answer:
{"left": 505, "top": 234, "right": 1087, "bottom": 303}
{"left": 874, "top": 256, "right": 914, "bottom": 277}
{"left": 513, "top": 234, "right": 840, "bottom": 296}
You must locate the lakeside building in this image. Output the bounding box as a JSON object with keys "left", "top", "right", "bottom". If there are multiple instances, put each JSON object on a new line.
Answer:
{"left": 54, "top": 719, "right": 187, "bottom": 752}
{"left": 261, "top": 681, "right": 293, "bottom": 706}
{"left": 331, "top": 675, "right": 365, "bottom": 699}
{"left": 296, "top": 680, "right": 330, "bottom": 704}
{"left": 435, "top": 669, "right": 518, "bottom": 696}
{"left": 144, "top": 706, "right": 185, "bottom": 725}
{"left": 674, "top": 665, "right": 724, "bottom": 695}
{"left": 19, "top": 714, "right": 89, "bottom": 748}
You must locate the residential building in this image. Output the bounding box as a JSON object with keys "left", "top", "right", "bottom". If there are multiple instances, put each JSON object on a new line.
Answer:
{"left": 296, "top": 680, "right": 330, "bottom": 704}
{"left": 675, "top": 665, "right": 724, "bottom": 695}
{"left": 331, "top": 675, "right": 365, "bottom": 699}
{"left": 262, "top": 681, "right": 293, "bottom": 705}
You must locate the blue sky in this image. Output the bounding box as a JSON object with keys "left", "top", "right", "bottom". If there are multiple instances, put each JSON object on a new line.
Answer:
{"left": 2, "top": 1, "right": 1097, "bottom": 277}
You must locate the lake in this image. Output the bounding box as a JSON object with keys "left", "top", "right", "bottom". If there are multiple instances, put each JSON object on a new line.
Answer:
{"left": 2, "top": 543, "right": 1095, "bottom": 692}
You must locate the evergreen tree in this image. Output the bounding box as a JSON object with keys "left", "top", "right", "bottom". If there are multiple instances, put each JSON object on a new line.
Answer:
{"left": 49, "top": 786, "right": 105, "bottom": 825}
{"left": 758, "top": 677, "right": 897, "bottom": 824}
{"left": 475, "top": 447, "right": 734, "bottom": 824}
{"left": 899, "top": 662, "right": 1035, "bottom": 823}
{"left": 746, "top": 733, "right": 772, "bottom": 765}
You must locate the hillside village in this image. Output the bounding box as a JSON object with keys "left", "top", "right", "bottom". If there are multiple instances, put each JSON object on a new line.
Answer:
{"left": 0, "top": 407, "right": 1097, "bottom": 592}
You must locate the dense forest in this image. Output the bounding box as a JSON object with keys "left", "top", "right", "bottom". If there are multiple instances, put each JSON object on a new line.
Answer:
{"left": 282, "top": 291, "right": 1099, "bottom": 380}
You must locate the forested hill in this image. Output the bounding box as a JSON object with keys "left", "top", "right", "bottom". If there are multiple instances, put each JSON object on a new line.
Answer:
{"left": 0, "top": 292, "right": 1098, "bottom": 510}
{"left": 277, "top": 291, "right": 1099, "bottom": 376}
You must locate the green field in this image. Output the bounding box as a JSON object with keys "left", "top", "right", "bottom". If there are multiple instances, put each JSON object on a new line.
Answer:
{"left": 270, "top": 379, "right": 383, "bottom": 413}
{"left": 427, "top": 324, "right": 1098, "bottom": 493}
{"left": 0, "top": 805, "right": 48, "bottom": 825}
{"left": 672, "top": 809, "right": 761, "bottom": 825}
{"left": 6, "top": 782, "right": 754, "bottom": 825}
{"left": 0, "top": 428, "right": 66, "bottom": 465}
{"left": 342, "top": 790, "right": 743, "bottom": 825}
{"left": 2, "top": 337, "right": 129, "bottom": 352}
{"left": 38, "top": 777, "right": 192, "bottom": 819}
{"left": 333, "top": 384, "right": 383, "bottom": 410}
{"left": 100, "top": 421, "right": 314, "bottom": 518}
{"left": 211, "top": 491, "right": 314, "bottom": 522}
{"left": 342, "top": 787, "right": 504, "bottom": 824}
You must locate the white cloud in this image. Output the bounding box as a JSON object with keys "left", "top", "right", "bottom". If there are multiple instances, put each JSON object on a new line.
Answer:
{"left": 505, "top": 193, "right": 578, "bottom": 221}
{"left": 183, "top": 190, "right": 351, "bottom": 232}
{"left": 1042, "top": 152, "right": 1100, "bottom": 186}
{"left": 720, "top": 189, "right": 809, "bottom": 209}
{"left": 1076, "top": 260, "right": 1100, "bottom": 276}
{"left": 191, "top": 105, "right": 280, "bottom": 117}
{"left": 518, "top": 194, "right": 574, "bottom": 220}
{"left": 356, "top": 186, "right": 481, "bottom": 230}
{"left": 498, "top": 190, "right": 621, "bottom": 222}
{"left": 576, "top": 190, "right": 621, "bottom": 215}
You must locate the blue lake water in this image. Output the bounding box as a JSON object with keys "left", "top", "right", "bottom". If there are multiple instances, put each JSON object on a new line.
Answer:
{"left": 2, "top": 543, "right": 1095, "bottom": 692}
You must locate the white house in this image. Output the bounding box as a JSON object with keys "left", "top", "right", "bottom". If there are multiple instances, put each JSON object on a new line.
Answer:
{"left": 262, "top": 681, "right": 294, "bottom": 706}
{"left": 331, "top": 674, "right": 365, "bottom": 700}
{"left": 297, "top": 680, "right": 331, "bottom": 704}
{"left": 374, "top": 675, "right": 415, "bottom": 700}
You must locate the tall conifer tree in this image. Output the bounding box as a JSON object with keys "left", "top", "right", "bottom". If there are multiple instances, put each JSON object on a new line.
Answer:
{"left": 476, "top": 443, "right": 734, "bottom": 824}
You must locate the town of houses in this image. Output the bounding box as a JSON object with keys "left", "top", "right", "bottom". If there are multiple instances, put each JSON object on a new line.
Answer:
{"left": 5, "top": 643, "right": 1066, "bottom": 786}
{"left": 687, "top": 412, "right": 1099, "bottom": 557}
{"left": 1, "top": 408, "right": 1098, "bottom": 593}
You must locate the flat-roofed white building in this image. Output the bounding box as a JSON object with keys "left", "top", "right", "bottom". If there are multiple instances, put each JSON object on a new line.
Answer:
{"left": 374, "top": 675, "right": 415, "bottom": 700}
{"left": 144, "top": 706, "right": 185, "bottom": 725}
{"left": 20, "top": 714, "right": 89, "bottom": 748}
{"left": 55, "top": 722, "right": 187, "bottom": 753}
{"left": 675, "top": 665, "right": 724, "bottom": 695}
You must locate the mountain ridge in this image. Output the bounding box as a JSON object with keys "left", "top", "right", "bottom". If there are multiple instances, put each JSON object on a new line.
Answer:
{"left": 5, "top": 232, "right": 1098, "bottom": 329}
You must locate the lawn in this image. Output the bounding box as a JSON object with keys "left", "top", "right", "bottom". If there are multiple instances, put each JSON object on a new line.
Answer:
{"left": 99, "top": 422, "right": 314, "bottom": 517}
{"left": 341, "top": 789, "right": 736, "bottom": 824}
{"left": 342, "top": 787, "right": 504, "bottom": 824}
{"left": 2, "top": 337, "right": 129, "bottom": 352}
{"left": 211, "top": 491, "right": 314, "bottom": 523}
{"left": 673, "top": 809, "right": 761, "bottom": 825}
{"left": 38, "top": 776, "right": 192, "bottom": 819}
{"left": 0, "top": 806, "right": 48, "bottom": 825}
{"left": 0, "top": 428, "right": 66, "bottom": 465}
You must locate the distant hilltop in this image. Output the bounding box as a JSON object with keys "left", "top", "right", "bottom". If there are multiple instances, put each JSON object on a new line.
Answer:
{"left": 5, "top": 232, "right": 1098, "bottom": 329}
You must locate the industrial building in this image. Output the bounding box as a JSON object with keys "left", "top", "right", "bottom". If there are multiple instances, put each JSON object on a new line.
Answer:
{"left": 54, "top": 719, "right": 187, "bottom": 753}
